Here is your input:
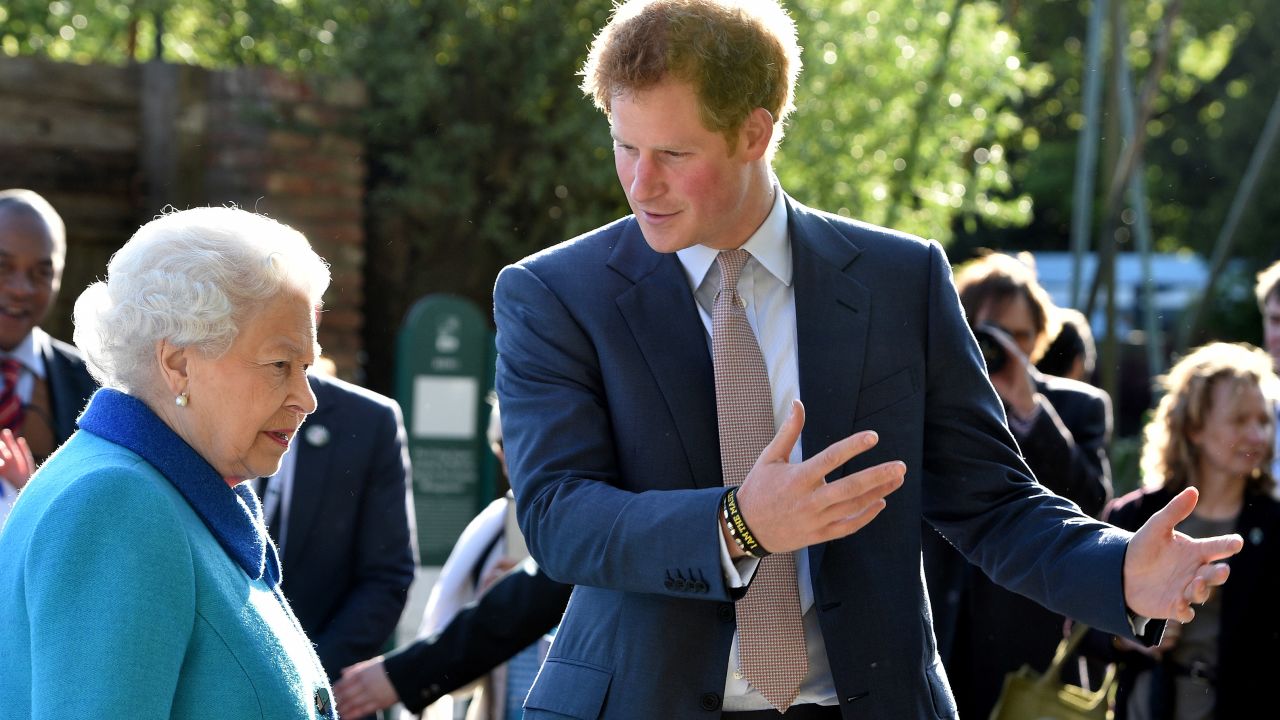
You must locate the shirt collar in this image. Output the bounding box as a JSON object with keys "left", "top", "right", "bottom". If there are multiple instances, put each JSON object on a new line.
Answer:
{"left": 76, "top": 388, "right": 281, "bottom": 587}
{"left": 676, "top": 181, "right": 791, "bottom": 294}
{"left": 2, "top": 328, "right": 48, "bottom": 379}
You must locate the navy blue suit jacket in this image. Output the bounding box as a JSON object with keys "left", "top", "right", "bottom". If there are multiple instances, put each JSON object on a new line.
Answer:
{"left": 494, "top": 197, "right": 1137, "bottom": 719}
{"left": 277, "top": 374, "right": 417, "bottom": 680}
{"left": 42, "top": 335, "right": 97, "bottom": 448}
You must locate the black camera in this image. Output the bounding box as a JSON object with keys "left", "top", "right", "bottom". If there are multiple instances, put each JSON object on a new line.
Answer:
{"left": 973, "top": 326, "right": 1008, "bottom": 374}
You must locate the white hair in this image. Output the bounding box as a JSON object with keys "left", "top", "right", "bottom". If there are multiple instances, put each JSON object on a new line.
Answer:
{"left": 73, "top": 206, "right": 331, "bottom": 393}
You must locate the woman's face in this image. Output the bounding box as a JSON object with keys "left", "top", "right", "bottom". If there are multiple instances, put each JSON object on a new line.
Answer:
{"left": 177, "top": 290, "right": 318, "bottom": 484}
{"left": 1189, "top": 378, "right": 1274, "bottom": 484}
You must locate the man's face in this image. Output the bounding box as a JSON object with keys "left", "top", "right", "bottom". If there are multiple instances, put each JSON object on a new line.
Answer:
{"left": 974, "top": 293, "right": 1039, "bottom": 359}
{"left": 0, "top": 208, "right": 60, "bottom": 352}
{"left": 1263, "top": 293, "right": 1280, "bottom": 372}
{"left": 610, "top": 78, "right": 765, "bottom": 253}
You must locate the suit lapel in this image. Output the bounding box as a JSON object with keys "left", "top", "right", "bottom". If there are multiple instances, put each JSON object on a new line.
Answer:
{"left": 610, "top": 222, "right": 722, "bottom": 490}
{"left": 788, "top": 199, "right": 871, "bottom": 576}
{"left": 40, "top": 342, "right": 76, "bottom": 443}
{"left": 283, "top": 377, "right": 336, "bottom": 569}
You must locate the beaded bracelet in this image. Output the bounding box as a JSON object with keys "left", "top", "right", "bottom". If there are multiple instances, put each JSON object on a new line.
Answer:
{"left": 722, "top": 487, "right": 770, "bottom": 559}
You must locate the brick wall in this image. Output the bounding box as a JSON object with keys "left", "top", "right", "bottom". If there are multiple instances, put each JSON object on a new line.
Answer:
{"left": 0, "top": 56, "right": 368, "bottom": 381}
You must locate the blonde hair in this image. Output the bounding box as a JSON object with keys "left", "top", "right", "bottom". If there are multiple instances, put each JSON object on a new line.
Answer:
{"left": 1256, "top": 259, "right": 1280, "bottom": 310}
{"left": 1140, "top": 342, "right": 1277, "bottom": 495}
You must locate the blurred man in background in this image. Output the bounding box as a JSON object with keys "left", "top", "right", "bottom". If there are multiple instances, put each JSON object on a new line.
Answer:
{"left": 0, "top": 189, "right": 97, "bottom": 526}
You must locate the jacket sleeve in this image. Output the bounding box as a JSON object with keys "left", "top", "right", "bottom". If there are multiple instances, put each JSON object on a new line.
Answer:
{"left": 310, "top": 398, "right": 417, "bottom": 678}
{"left": 26, "top": 467, "right": 196, "bottom": 719}
{"left": 916, "top": 242, "right": 1135, "bottom": 638}
{"left": 383, "top": 559, "right": 572, "bottom": 714}
{"left": 494, "top": 262, "right": 732, "bottom": 601}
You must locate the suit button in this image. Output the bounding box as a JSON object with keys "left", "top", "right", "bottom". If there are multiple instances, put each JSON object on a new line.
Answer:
{"left": 700, "top": 692, "right": 721, "bottom": 711}
{"left": 665, "top": 579, "right": 674, "bottom": 589}
{"left": 674, "top": 579, "right": 687, "bottom": 591}
{"left": 717, "top": 604, "right": 734, "bottom": 622}
{"left": 696, "top": 581, "right": 709, "bottom": 593}
{"left": 314, "top": 687, "right": 333, "bottom": 717}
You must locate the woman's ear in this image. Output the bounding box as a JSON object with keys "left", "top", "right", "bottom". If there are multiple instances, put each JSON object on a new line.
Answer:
{"left": 155, "top": 339, "right": 191, "bottom": 397}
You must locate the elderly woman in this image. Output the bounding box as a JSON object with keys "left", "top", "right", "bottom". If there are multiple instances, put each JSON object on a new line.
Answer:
{"left": 0, "top": 207, "right": 336, "bottom": 718}
{"left": 1100, "top": 342, "right": 1280, "bottom": 719}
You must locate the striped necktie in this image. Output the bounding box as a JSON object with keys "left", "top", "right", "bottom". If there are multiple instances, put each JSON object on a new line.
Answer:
{"left": 0, "top": 357, "right": 24, "bottom": 431}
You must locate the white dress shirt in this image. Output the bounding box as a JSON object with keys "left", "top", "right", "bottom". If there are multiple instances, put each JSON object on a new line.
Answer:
{"left": 257, "top": 446, "right": 298, "bottom": 554}
{"left": 676, "top": 184, "right": 838, "bottom": 710}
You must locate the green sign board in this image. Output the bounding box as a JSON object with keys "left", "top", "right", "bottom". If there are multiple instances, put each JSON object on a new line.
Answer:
{"left": 394, "top": 294, "right": 496, "bottom": 566}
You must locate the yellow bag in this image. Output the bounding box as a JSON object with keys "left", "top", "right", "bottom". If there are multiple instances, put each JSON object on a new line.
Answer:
{"left": 988, "top": 623, "right": 1115, "bottom": 720}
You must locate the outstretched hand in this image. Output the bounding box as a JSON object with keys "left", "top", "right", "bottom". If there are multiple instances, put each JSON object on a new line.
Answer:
{"left": 1123, "top": 487, "right": 1243, "bottom": 623}
{"left": 729, "top": 400, "right": 905, "bottom": 556}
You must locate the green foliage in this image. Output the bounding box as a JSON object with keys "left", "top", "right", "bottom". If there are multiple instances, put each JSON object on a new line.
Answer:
{"left": 781, "top": 0, "right": 1047, "bottom": 242}
{"left": 5, "top": 0, "right": 1277, "bottom": 391}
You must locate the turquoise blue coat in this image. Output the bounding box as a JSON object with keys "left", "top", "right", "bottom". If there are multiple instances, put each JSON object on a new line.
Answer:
{"left": 0, "top": 389, "right": 336, "bottom": 719}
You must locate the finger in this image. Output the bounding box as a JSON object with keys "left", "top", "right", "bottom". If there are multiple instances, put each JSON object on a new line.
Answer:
{"left": 1174, "top": 602, "right": 1195, "bottom": 625}
{"left": 15, "top": 436, "right": 32, "bottom": 477}
{"left": 760, "top": 399, "right": 805, "bottom": 464}
{"left": 821, "top": 497, "right": 889, "bottom": 540}
{"left": 1195, "top": 561, "right": 1231, "bottom": 590}
{"left": 803, "top": 429, "right": 880, "bottom": 480}
{"left": 816, "top": 460, "right": 905, "bottom": 511}
{"left": 1144, "top": 486, "right": 1199, "bottom": 535}
{"left": 1195, "top": 534, "right": 1244, "bottom": 563}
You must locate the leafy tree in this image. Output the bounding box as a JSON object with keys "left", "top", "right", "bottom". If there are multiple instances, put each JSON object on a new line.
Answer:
{"left": 783, "top": 0, "right": 1049, "bottom": 244}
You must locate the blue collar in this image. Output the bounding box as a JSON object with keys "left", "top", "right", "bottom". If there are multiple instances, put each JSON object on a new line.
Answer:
{"left": 77, "top": 388, "right": 281, "bottom": 587}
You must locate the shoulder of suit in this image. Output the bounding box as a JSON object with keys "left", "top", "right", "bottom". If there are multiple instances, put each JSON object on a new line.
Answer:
{"left": 514, "top": 215, "right": 632, "bottom": 270}
{"left": 788, "top": 197, "right": 932, "bottom": 252}
{"left": 1037, "top": 373, "right": 1110, "bottom": 403}
{"left": 308, "top": 373, "right": 401, "bottom": 416}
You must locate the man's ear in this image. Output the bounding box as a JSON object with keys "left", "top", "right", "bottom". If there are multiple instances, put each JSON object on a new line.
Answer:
{"left": 155, "top": 339, "right": 191, "bottom": 397}
{"left": 739, "top": 107, "right": 776, "bottom": 161}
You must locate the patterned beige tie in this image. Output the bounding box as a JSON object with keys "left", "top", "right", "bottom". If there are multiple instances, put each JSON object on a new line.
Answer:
{"left": 712, "top": 248, "right": 807, "bottom": 710}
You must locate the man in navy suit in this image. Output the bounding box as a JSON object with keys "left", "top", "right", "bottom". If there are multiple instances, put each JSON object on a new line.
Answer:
{"left": 493, "top": 2, "right": 1243, "bottom": 718}
{"left": 262, "top": 371, "right": 417, "bottom": 688}
{"left": 0, "top": 189, "right": 97, "bottom": 523}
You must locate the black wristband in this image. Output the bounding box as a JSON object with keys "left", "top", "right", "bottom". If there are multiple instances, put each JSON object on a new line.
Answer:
{"left": 722, "top": 487, "right": 770, "bottom": 559}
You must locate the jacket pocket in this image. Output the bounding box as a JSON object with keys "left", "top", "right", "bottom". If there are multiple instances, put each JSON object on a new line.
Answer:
{"left": 854, "top": 365, "right": 919, "bottom": 420}
{"left": 524, "top": 658, "right": 613, "bottom": 719}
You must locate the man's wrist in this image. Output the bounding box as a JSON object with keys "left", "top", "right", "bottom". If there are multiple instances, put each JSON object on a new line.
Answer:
{"left": 721, "top": 487, "right": 770, "bottom": 559}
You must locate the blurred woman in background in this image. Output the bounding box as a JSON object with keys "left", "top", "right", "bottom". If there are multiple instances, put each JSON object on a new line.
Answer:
{"left": 1100, "top": 341, "right": 1279, "bottom": 719}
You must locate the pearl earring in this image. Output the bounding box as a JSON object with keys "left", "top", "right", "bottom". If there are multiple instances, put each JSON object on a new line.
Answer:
{"left": 175, "top": 392, "right": 189, "bottom": 407}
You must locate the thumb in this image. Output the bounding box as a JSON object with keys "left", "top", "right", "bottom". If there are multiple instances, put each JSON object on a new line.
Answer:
{"left": 1144, "top": 486, "right": 1199, "bottom": 536}
{"left": 761, "top": 399, "right": 804, "bottom": 463}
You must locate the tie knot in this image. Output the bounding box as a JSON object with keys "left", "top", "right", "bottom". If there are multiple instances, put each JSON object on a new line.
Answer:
{"left": 716, "top": 249, "right": 752, "bottom": 292}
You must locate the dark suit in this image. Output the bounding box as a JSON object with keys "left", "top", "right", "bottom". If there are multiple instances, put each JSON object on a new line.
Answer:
{"left": 924, "top": 373, "right": 1113, "bottom": 718}
{"left": 493, "top": 196, "right": 1138, "bottom": 719}
{"left": 39, "top": 334, "right": 98, "bottom": 448}
{"left": 277, "top": 374, "right": 417, "bottom": 680}
{"left": 384, "top": 558, "right": 572, "bottom": 714}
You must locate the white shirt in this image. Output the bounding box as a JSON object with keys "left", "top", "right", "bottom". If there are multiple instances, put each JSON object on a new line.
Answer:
{"left": 676, "top": 184, "right": 838, "bottom": 710}
{"left": 257, "top": 445, "right": 298, "bottom": 554}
